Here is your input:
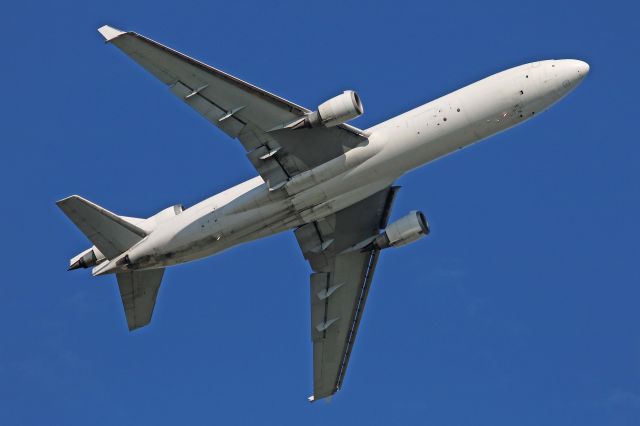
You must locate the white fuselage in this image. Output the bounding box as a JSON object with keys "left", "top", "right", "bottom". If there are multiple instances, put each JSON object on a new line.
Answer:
{"left": 107, "top": 59, "right": 588, "bottom": 274}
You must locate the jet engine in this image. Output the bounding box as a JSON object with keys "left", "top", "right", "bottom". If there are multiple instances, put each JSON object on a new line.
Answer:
{"left": 68, "top": 246, "right": 106, "bottom": 270}
{"left": 147, "top": 204, "right": 184, "bottom": 225}
{"left": 294, "top": 90, "right": 363, "bottom": 128}
{"left": 371, "top": 211, "right": 430, "bottom": 249}
{"left": 141, "top": 204, "right": 184, "bottom": 231}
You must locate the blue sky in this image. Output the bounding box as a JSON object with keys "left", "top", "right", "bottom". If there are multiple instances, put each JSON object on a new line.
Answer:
{"left": 1, "top": 0, "right": 638, "bottom": 424}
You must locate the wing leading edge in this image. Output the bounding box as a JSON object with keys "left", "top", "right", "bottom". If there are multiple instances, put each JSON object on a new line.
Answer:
{"left": 97, "top": 25, "right": 367, "bottom": 190}
{"left": 98, "top": 25, "right": 395, "bottom": 397}
{"left": 295, "top": 187, "right": 399, "bottom": 401}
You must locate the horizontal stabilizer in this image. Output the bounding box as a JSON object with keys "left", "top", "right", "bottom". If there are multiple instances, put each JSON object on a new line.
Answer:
{"left": 117, "top": 268, "right": 165, "bottom": 331}
{"left": 57, "top": 195, "right": 147, "bottom": 259}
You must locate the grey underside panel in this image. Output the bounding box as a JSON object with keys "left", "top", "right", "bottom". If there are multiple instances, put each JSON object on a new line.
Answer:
{"left": 107, "top": 32, "right": 366, "bottom": 188}
{"left": 295, "top": 186, "right": 399, "bottom": 400}
{"left": 116, "top": 268, "right": 165, "bottom": 331}
{"left": 56, "top": 195, "right": 146, "bottom": 259}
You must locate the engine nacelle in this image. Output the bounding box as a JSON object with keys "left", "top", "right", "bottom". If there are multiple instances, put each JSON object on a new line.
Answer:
{"left": 146, "top": 204, "right": 184, "bottom": 228}
{"left": 68, "top": 246, "right": 106, "bottom": 270}
{"left": 295, "top": 90, "right": 364, "bottom": 128}
{"left": 372, "top": 211, "right": 430, "bottom": 249}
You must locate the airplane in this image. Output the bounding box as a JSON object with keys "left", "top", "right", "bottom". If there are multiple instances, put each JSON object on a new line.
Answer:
{"left": 57, "top": 25, "right": 589, "bottom": 402}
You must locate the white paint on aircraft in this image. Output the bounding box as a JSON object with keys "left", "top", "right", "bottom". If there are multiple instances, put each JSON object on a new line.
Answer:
{"left": 58, "top": 26, "right": 589, "bottom": 401}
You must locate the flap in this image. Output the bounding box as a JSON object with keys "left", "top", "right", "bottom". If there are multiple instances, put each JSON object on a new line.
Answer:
{"left": 99, "top": 26, "right": 368, "bottom": 190}
{"left": 296, "top": 187, "right": 399, "bottom": 401}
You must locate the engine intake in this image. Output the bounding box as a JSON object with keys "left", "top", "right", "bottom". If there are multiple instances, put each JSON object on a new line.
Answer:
{"left": 294, "top": 90, "right": 363, "bottom": 128}
{"left": 372, "top": 211, "right": 430, "bottom": 249}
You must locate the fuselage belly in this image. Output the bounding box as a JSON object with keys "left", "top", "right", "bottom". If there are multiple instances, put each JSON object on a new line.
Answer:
{"left": 121, "top": 59, "right": 588, "bottom": 272}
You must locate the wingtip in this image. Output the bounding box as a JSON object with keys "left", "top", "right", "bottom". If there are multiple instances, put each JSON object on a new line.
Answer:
{"left": 56, "top": 194, "right": 77, "bottom": 206}
{"left": 98, "top": 25, "right": 126, "bottom": 42}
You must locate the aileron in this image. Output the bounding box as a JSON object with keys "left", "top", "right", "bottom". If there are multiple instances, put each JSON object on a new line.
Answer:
{"left": 299, "top": 186, "right": 399, "bottom": 401}
{"left": 60, "top": 28, "right": 589, "bottom": 402}
{"left": 98, "top": 25, "right": 368, "bottom": 190}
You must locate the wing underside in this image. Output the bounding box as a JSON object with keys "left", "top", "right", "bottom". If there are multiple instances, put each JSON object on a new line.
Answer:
{"left": 98, "top": 25, "right": 393, "bottom": 394}
{"left": 98, "top": 25, "right": 367, "bottom": 190}
{"left": 295, "top": 187, "right": 399, "bottom": 400}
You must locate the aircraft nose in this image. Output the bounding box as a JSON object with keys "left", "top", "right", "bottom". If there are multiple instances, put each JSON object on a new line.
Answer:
{"left": 572, "top": 59, "right": 590, "bottom": 79}
{"left": 558, "top": 59, "right": 589, "bottom": 81}
{"left": 551, "top": 59, "right": 589, "bottom": 96}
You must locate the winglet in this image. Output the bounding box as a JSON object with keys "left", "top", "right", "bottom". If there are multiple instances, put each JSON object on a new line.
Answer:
{"left": 98, "top": 25, "right": 126, "bottom": 42}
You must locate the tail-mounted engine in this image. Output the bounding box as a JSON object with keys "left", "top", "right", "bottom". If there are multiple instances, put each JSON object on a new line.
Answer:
{"left": 371, "top": 211, "right": 430, "bottom": 249}
{"left": 292, "top": 90, "right": 364, "bottom": 129}
{"left": 146, "top": 204, "right": 184, "bottom": 227}
{"left": 68, "top": 246, "right": 106, "bottom": 270}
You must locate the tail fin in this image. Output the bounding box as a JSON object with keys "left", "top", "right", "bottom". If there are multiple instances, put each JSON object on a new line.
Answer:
{"left": 56, "top": 195, "right": 147, "bottom": 259}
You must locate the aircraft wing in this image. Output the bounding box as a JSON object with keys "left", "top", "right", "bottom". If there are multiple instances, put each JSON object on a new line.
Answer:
{"left": 98, "top": 25, "right": 367, "bottom": 190}
{"left": 294, "top": 186, "right": 399, "bottom": 401}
